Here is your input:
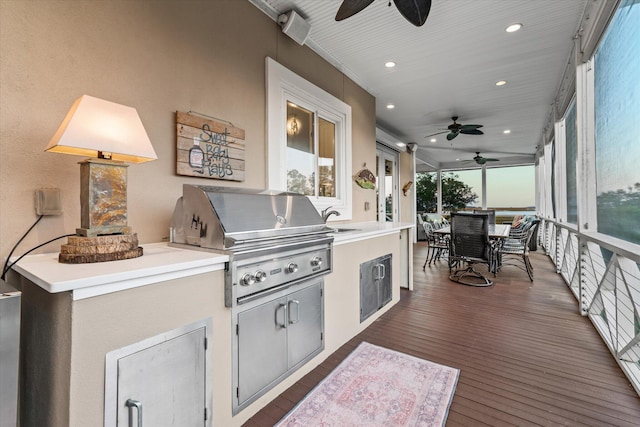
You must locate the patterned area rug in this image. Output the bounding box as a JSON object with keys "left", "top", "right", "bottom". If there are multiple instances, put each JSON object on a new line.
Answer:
{"left": 276, "top": 342, "right": 459, "bottom": 427}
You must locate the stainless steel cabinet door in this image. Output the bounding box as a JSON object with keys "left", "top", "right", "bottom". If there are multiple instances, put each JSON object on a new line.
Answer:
{"left": 360, "top": 254, "right": 392, "bottom": 322}
{"left": 237, "top": 297, "right": 288, "bottom": 405}
{"left": 360, "top": 258, "right": 379, "bottom": 322}
{"left": 379, "top": 255, "right": 392, "bottom": 307}
{"left": 116, "top": 328, "right": 206, "bottom": 426}
{"left": 287, "top": 282, "right": 323, "bottom": 369}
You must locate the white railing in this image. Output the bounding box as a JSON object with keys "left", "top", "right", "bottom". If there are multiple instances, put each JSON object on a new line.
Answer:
{"left": 539, "top": 219, "right": 640, "bottom": 396}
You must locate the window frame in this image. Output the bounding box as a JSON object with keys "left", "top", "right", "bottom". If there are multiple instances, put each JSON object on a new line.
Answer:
{"left": 266, "top": 57, "right": 352, "bottom": 220}
{"left": 543, "top": 140, "right": 556, "bottom": 220}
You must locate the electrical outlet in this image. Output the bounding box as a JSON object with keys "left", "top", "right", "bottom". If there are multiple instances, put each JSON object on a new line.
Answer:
{"left": 35, "top": 188, "right": 62, "bottom": 215}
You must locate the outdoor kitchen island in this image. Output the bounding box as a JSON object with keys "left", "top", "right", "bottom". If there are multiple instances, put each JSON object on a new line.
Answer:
{"left": 12, "top": 221, "right": 413, "bottom": 427}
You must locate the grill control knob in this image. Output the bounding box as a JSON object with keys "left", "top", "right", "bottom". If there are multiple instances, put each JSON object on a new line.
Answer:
{"left": 254, "top": 270, "right": 267, "bottom": 282}
{"left": 310, "top": 256, "right": 322, "bottom": 267}
{"left": 240, "top": 273, "right": 255, "bottom": 286}
{"left": 286, "top": 263, "right": 298, "bottom": 274}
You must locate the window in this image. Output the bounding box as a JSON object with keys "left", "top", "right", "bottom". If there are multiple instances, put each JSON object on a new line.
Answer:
{"left": 486, "top": 165, "right": 535, "bottom": 213}
{"left": 416, "top": 171, "right": 438, "bottom": 213}
{"left": 593, "top": 0, "right": 640, "bottom": 245}
{"left": 441, "top": 169, "right": 480, "bottom": 212}
{"left": 285, "top": 103, "right": 336, "bottom": 197}
{"left": 564, "top": 100, "right": 578, "bottom": 225}
{"left": 267, "top": 58, "right": 352, "bottom": 219}
{"left": 446, "top": 169, "right": 481, "bottom": 211}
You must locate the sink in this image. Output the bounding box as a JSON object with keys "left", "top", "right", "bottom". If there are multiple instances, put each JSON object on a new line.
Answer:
{"left": 328, "top": 227, "right": 360, "bottom": 233}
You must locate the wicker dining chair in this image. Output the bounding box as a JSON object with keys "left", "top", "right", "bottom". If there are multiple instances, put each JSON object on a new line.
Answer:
{"left": 499, "top": 219, "right": 540, "bottom": 281}
{"left": 448, "top": 213, "right": 499, "bottom": 287}
{"left": 422, "top": 222, "right": 449, "bottom": 269}
{"left": 473, "top": 209, "right": 496, "bottom": 224}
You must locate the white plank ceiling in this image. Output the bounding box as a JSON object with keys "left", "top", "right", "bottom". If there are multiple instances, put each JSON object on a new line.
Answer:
{"left": 250, "top": 0, "right": 591, "bottom": 170}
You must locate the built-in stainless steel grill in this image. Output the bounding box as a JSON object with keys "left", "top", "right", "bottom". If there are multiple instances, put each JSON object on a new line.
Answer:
{"left": 170, "top": 184, "right": 333, "bottom": 413}
{"left": 169, "top": 184, "right": 333, "bottom": 307}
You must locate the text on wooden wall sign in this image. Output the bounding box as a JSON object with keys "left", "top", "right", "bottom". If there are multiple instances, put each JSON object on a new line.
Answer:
{"left": 175, "top": 111, "right": 245, "bottom": 181}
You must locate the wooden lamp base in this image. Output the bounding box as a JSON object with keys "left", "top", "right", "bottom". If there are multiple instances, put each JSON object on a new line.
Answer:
{"left": 58, "top": 233, "right": 143, "bottom": 264}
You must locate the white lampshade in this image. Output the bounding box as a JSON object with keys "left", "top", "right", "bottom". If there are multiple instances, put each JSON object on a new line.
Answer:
{"left": 45, "top": 95, "right": 157, "bottom": 163}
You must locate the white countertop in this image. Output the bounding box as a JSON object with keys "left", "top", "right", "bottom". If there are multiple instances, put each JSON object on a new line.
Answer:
{"left": 11, "top": 243, "right": 228, "bottom": 300}
{"left": 328, "top": 221, "right": 414, "bottom": 245}
{"left": 11, "top": 222, "right": 413, "bottom": 300}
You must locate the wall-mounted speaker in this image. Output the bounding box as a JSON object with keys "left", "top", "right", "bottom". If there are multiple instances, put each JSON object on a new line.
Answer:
{"left": 278, "top": 11, "right": 311, "bottom": 46}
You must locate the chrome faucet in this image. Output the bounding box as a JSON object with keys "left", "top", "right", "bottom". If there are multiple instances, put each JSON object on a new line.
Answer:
{"left": 321, "top": 206, "right": 341, "bottom": 222}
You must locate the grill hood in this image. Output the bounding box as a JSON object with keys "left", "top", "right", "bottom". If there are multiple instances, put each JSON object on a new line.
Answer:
{"left": 170, "top": 185, "right": 331, "bottom": 251}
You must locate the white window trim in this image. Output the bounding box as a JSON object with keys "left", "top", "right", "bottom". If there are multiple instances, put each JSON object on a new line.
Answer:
{"left": 577, "top": 60, "right": 597, "bottom": 232}
{"left": 554, "top": 119, "right": 568, "bottom": 224}
{"left": 535, "top": 160, "right": 543, "bottom": 217}
{"left": 543, "top": 141, "right": 555, "bottom": 219}
{"left": 266, "top": 57, "right": 352, "bottom": 220}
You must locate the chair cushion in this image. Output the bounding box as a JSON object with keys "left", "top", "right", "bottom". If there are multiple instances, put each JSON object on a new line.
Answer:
{"left": 512, "top": 215, "right": 524, "bottom": 228}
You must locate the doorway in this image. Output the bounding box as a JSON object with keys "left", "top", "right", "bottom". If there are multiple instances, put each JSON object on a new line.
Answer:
{"left": 376, "top": 145, "right": 398, "bottom": 223}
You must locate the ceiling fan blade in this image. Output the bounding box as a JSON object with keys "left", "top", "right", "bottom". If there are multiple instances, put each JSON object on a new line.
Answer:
{"left": 393, "top": 0, "right": 432, "bottom": 27}
{"left": 424, "top": 130, "right": 448, "bottom": 138}
{"left": 485, "top": 158, "right": 500, "bottom": 162}
{"left": 460, "top": 124, "right": 483, "bottom": 130}
{"left": 335, "top": 0, "right": 375, "bottom": 21}
{"left": 446, "top": 132, "right": 458, "bottom": 141}
{"left": 460, "top": 129, "right": 484, "bottom": 135}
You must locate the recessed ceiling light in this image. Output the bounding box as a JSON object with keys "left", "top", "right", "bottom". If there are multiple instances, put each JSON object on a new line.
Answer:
{"left": 503, "top": 129, "right": 511, "bottom": 134}
{"left": 386, "top": 104, "right": 395, "bottom": 109}
{"left": 496, "top": 80, "right": 507, "bottom": 86}
{"left": 385, "top": 61, "right": 396, "bottom": 68}
{"left": 456, "top": 158, "right": 460, "bottom": 161}
{"left": 506, "top": 23, "right": 523, "bottom": 33}
{"left": 430, "top": 138, "right": 437, "bottom": 143}
{"left": 396, "top": 142, "right": 406, "bottom": 148}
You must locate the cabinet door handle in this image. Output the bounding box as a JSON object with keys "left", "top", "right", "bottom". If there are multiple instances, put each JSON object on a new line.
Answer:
{"left": 379, "top": 263, "right": 386, "bottom": 280}
{"left": 125, "top": 399, "right": 142, "bottom": 427}
{"left": 276, "top": 303, "right": 288, "bottom": 329}
{"left": 288, "top": 299, "right": 300, "bottom": 324}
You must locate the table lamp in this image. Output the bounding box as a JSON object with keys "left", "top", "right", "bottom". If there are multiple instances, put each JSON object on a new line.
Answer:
{"left": 45, "top": 95, "right": 157, "bottom": 263}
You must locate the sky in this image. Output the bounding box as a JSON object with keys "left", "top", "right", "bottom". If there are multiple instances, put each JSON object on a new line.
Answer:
{"left": 447, "top": 165, "right": 535, "bottom": 208}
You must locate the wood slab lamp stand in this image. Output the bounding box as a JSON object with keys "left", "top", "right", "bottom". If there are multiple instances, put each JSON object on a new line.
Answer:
{"left": 45, "top": 95, "right": 157, "bottom": 264}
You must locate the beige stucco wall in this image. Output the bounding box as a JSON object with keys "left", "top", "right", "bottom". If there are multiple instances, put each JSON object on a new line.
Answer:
{"left": 70, "top": 271, "right": 228, "bottom": 426}
{"left": 0, "top": 0, "right": 378, "bottom": 260}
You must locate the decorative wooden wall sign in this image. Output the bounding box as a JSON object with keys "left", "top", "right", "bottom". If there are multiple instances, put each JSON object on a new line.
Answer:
{"left": 176, "top": 111, "right": 245, "bottom": 181}
{"left": 354, "top": 168, "right": 376, "bottom": 189}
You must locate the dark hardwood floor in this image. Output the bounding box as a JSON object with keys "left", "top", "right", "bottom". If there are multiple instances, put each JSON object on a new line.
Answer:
{"left": 245, "top": 243, "right": 640, "bottom": 426}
